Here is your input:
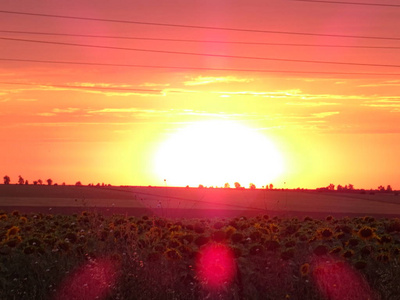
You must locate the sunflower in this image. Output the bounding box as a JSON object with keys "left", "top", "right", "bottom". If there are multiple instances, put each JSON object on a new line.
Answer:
{"left": 317, "top": 227, "right": 334, "bottom": 240}
{"left": 19, "top": 216, "right": 28, "bottom": 224}
{"left": 164, "top": 248, "right": 182, "bottom": 261}
{"left": 300, "top": 263, "right": 310, "bottom": 276}
{"left": 0, "top": 214, "right": 8, "bottom": 220}
{"left": 357, "top": 226, "right": 375, "bottom": 240}
{"left": 6, "top": 226, "right": 20, "bottom": 239}
{"left": 329, "top": 246, "right": 343, "bottom": 254}
{"left": 342, "top": 249, "right": 354, "bottom": 259}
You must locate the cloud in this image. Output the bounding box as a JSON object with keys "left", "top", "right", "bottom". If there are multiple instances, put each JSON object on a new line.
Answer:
{"left": 184, "top": 76, "right": 253, "bottom": 86}
{"left": 52, "top": 108, "right": 80, "bottom": 113}
{"left": 285, "top": 101, "right": 340, "bottom": 106}
{"left": 362, "top": 98, "right": 400, "bottom": 112}
{"left": 37, "top": 112, "right": 56, "bottom": 117}
{"left": 17, "top": 98, "right": 38, "bottom": 102}
{"left": 358, "top": 80, "right": 400, "bottom": 88}
{"left": 312, "top": 112, "right": 340, "bottom": 118}
{"left": 140, "top": 82, "right": 170, "bottom": 87}
{"left": 88, "top": 108, "right": 168, "bottom": 114}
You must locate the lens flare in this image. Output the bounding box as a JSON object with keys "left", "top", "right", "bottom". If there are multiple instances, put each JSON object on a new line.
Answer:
{"left": 195, "top": 243, "right": 236, "bottom": 291}
{"left": 55, "top": 258, "right": 118, "bottom": 300}
{"left": 312, "top": 258, "right": 373, "bottom": 300}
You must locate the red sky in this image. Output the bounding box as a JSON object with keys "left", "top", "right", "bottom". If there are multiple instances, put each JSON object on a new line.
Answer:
{"left": 1, "top": 0, "right": 399, "bottom": 189}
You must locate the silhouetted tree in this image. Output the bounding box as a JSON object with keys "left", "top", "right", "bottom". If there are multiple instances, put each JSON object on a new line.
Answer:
{"left": 33, "top": 181, "right": 38, "bottom": 185}
{"left": 25, "top": 180, "right": 29, "bottom": 185}
{"left": 234, "top": 182, "right": 241, "bottom": 189}
{"left": 348, "top": 184, "right": 354, "bottom": 190}
{"left": 38, "top": 179, "right": 43, "bottom": 185}
{"left": 75, "top": 181, "right": 82, "bottom": 186}
{"left": 387, "top": 185, "right": 393, "bottom": 192}
{"left": 47, "top": 179, "right": 53, "bottom": 186}
{"left": 3, "top": 175, "right": 10, "bottom": 185}
{"left": 337, "top": 184, "right": 343, "bottom": 191}
{"left": 249, "top": 183, "right": 256, "bottom": 189}
{"left": 269, "top": 183, "right": 274, "bottom": 190}
{"left": 18, "top": 175, "right": 24, "bottom": 185}
{"left": 198, "top": 184, "right": 204, "bottom": 189}
{"left": 327, "top": 183, "right": 335, "bottom": 191}
{"left": 378, "top": 185, "right": 385, "bottom": 192}
{"left": 224, "top": 183, "right": 230, "bottom": 188}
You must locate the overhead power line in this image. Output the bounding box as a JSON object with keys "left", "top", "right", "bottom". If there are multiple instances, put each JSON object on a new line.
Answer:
{"left": 1, "top": 10, "right": 400, "bottom": 41}
{"left": 1, "top": 29, "right": 400, "bottom": 50}
{"left": 2, "top": 36, "right": 400, "bottom": 69}
{"left": 291, "top": 0, "right": 400, "bottom": 8}
{"left": 1, "top": 58, "right": 400, "bottom": 76}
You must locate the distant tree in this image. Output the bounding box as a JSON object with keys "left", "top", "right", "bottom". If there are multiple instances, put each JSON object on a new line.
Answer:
{"left": 249, "top": 183, "right": 256, "bottom": 189}
{"left": 269, "top": 183, "right": 274, "bottom": 190}
{"left": 33, "top": 181, "right": 38, "bottom": 185}
{"left": 3, "top": 175, "right": 10, "bottom": 185}
{"left": 234, "top": 182, "right": 241, "bottom": 189}
{"left": 75, "top": 181, "right": 82, "bottom": 186}
{"left": 62, "top": 182, "right": 66, "bottom": 186}
{"left": 224, "top": 183, "right": 230, "bottom": 189}
{"left": 18, "top": 175, "right": 24, "bottom": 185}
{"left": 327, "top": 183, "right": 335, "bottom": 191}
{"left": 25, "top": 180, "right": 29, "bottom": 185}
{"left": 337, "top": 184, "right": 343, "bottom": 191}
{"left": 47, "top": 179, "right": 53, "bottom": 186}
{"left": 348, "top": 184, "right": 354, "bottom": 190}
{"left": 38, "top": 179, "right": 43, "bottom": 185}
{"left": 386, "top": 185, "right": 393, "bottom": 192}
{"left": 198, "top": 184, "right": 204, "bottom": 189}
{"left": 378, "top": 185, "right": 385, "bottom": 192}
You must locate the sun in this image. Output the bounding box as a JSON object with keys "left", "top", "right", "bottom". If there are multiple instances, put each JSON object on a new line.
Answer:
{"left": 153, "top": 120, "right": 284, "bottom": 187}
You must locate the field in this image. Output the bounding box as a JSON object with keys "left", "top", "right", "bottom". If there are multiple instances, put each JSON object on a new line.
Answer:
{"left": 1, "top": 185, "right": 400, "bottom": 219}
{"left": 0, "top": 185, "right": 400, "bottom": 299}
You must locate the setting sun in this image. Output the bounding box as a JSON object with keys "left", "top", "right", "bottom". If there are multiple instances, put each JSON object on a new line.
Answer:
{"left": 154, "top": 120, "right": 284, "bottom": 187}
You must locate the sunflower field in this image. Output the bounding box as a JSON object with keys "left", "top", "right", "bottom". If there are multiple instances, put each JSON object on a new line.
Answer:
{"left": 0, "top": 210, "right": 399, "bottom": 299}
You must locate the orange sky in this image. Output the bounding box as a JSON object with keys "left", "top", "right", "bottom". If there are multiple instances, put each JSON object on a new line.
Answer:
{"left": 1, "top": 1, "right": 399, "bottom": 189}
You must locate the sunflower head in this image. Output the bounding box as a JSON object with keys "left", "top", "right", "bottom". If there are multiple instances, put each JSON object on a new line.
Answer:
{"left": 317, "top": 227, "right": 334, "bottom": 240}
{"left": 6, "top": 226, "right": 20, "bottom": 238}
{"left": 300, "top": 263, "right": 310, "bottom": 276}
{"left": 164, "top": 248, "right": 182, "bottom": 261}
{"left": 358, "top": 226, "right": 375, "bottom": 240}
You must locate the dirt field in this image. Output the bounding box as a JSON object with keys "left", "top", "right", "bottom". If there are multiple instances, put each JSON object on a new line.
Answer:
{"left": 0, "top": 185, "right": 399, "bottom": 218}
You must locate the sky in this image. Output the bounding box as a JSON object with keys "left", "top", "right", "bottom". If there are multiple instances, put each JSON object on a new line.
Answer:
{"left": 1, "top": 0, "right": 399, "bottom": 189}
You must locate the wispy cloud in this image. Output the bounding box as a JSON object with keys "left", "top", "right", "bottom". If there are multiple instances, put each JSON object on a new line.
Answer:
{"left": 312, "top": 112, "right": 340, "bottom": 118}
{"left": 17, "top": 98, "right": 38, "bottom": 102}
{"left": 88, "top": 108, "right": 168, "bottom": 114}
{"left": 140, "top": 82, "right": 170, "bottom": 87}
{"left": 184, "top": 76, "right": 253, "bottom": 86}
{"left": 53, "top": 108, "right": 80, "bottom": 113}
{"left": 358, "top": 80, "right": 400, "bottom": 88}
{"left": 285, "top": 101, "right": 340, "bottom": 106}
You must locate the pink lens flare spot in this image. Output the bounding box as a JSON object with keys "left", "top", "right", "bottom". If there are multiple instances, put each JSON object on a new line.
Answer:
{"left": 196, "top": 243, "right": 236, "bottom": 290}
{"left": 56, "top": 258, "right": 118, "bottom": 300}
{"left": 312, "top": 258, "right": 373, "bottom": 300}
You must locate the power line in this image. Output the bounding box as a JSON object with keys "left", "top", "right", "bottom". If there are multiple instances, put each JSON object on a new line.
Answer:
{"left": 1, "top": 29, "right": 400, "bottom": 50}
{"left": 291, "top": 0, "right": 400, "bottom": 8}
{"left": 1, "top": 58, "right": 400, "bottom": 76}
{"left": 1, "top": 10, "right": 400, "bottom": 41}
{"left": 2, "top": 36, "right": 400, "bottom": 69}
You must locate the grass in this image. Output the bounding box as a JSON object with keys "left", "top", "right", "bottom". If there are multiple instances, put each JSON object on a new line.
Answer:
{"left": 0, "top": 210, "right": 399, "bottom": 299}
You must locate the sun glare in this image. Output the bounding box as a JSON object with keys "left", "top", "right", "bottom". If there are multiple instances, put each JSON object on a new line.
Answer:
{"left": 154, "top": 120, "right": 284, "bottom": 187}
